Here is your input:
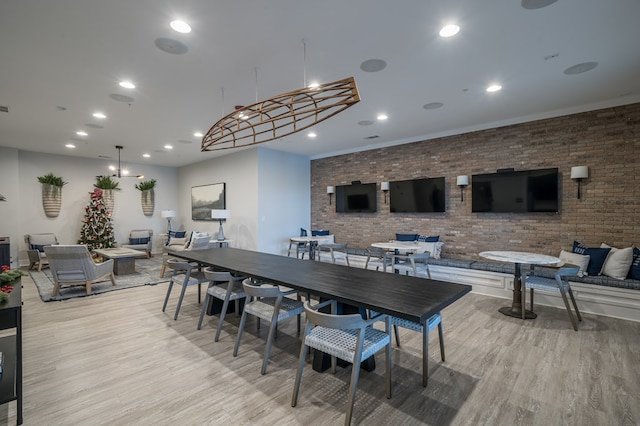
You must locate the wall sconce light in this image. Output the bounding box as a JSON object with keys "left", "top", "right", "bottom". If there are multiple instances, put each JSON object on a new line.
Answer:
{"left": 570, "top": 166, "right": 588, "bottom": 199}
{"left": 161, "top": 209, "right": 176, "bottom": 232}
{"left": 381, "top": 181, "right": 389, "bottom": 204}
{"left": 456, "top": 175, "right": 469, "bottom": 202}
{"left": 327, "top": 186, "right": 335, "bottom": 205}
{"left": 211, "top": 209, "right": 230, "bottom": 241}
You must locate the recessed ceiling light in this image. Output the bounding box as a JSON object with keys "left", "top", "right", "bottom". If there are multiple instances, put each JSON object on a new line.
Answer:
{"left": 143, "top": 153, "right": 150, "bottom": 158}
{"left": 308, "top": 82, "right": 320, "bottom": 89}
{"left": 486, "top": 84, "right": 502, "bottom": 93}
{"left": 109, "top": 165, "right": 116, "bottom": 171}
{"left": 439, "top": 24, "right": 460, "bottom": 38}
{"left": 119, "top": 81, "right": 135, "bottom": 89}
{"left": 76, "top": 130, "right": 88, "bottom": 136}
{"left": 65, "top": 143, "right": 76, "bottom": 149}
{"left": 377, "top": 114, "right": 388, "bottom": 121}
{"left": 194, "top": 132, "right": 203, "bottom": 137}
{"left": 122, "top": 169, "right": 130, "bottom": 176}
{"left": 170, "top": 20, "right": 191, "bottom": 34}
{"left": 164, "top": 144, "right": 173, "bottom": 150}
{"left": 92, "top": 112, "right": 106, "bottom": 119}
{"left": 307, "top": 132, "right": 317, "bottom": 138}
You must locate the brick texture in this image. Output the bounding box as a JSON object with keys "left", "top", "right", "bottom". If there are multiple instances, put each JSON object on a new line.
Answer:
{"left": 311, "top": 103, "right": 640, "bottom": 260}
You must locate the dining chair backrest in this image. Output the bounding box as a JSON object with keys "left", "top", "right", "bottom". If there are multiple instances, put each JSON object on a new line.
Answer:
{"left": 304, "top": 301, "right": 367, "bottom": 330}
{"left": 166, "top": 259, "right": 194, "bottom": 274}
{"left": 242, "top": 279, "right": 282, "bottom": 299}
{"left": 203, "top": 269, "right": 234, "bottom": 283}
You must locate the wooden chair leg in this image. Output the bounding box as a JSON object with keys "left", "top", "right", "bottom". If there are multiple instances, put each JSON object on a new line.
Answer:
{"left": 162, "top": 280, "right": 174, "bottom": 313}
{"left": 197, "top": 293, "right": 210, "bottom": 330}
{"left": 52, "top": 281, "right": 61, "bottom": 297}
{"left": 558, "top": 286, "right": 579, "bottom": 331}
{"left": 233, "top": 309, "right": 249, "bottom": 357}
{"left": 85, "top": 281, "right": 92, "bottom": 295}
{"left": 393, "top": 324, "right": 401, "bottom": 347}
{"left": 422, "top": 324, "right": 430, "bottom": 387}
{"left": 437, "top": 322, "right": 445, "bottom": 362}
{"left": 215, "top": 293, "right": 233, "bottom": 342}
{"left": 109, "top": 273, "right": 116, "bottom": 286}
{"left": 291, "top": 333, "right": 309, "bottom": 407}
{"left": 568, "top": 287, "right": 582, "bottom": 322}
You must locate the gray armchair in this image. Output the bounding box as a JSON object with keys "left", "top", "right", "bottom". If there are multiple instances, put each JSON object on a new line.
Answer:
{"left": 44, "top": 245, "right": 116, "bottom": 296}
{"left": 121, "top": 229, "right": 153, "bottom": 258}
{"left": 25, "top": 233, "right": 59, "bottom": 271}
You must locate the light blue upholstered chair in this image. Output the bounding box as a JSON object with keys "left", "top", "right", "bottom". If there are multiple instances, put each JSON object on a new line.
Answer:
{"left": 121, "top": 229, "right": 153, "bottom": 258}
{"left": 44, "top": 244, "right": 115, "bottom": 296}
{"left": 233, "top": 279, "right": 304, "bottom": 375}
{"left": 197, "top": 269, "right": 247, "bottom": 341}
{"left": 292, "top": 300, "right": 392, "bottom": 426}
{"left": 25, "top": 233, "right": 59, "bottom": 271}
{"left": 523, "top": 265, "right": 582, "bottom": 330}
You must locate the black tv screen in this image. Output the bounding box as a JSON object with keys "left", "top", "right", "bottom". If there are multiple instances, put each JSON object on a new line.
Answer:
{"left": 389, "top": 177, "right": 446, "bottom": 213}
{"left": 335, "top": 183, "right": 377, "bottom": 213}
{"left": 471, "top": 168, "right": 559, "bottom": 213}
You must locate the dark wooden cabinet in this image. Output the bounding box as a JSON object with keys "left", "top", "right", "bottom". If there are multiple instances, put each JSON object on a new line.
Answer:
{"left": 0, "top": 278, "right": 22, "bottom": 425}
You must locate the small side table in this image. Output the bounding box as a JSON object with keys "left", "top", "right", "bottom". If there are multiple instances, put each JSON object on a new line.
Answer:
{"left": 479, "top": 251, "right": 560, "bottom": 319}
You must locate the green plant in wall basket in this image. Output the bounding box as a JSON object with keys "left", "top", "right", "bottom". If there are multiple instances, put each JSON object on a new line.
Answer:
{"left": 94, "top": 175, "right": 120, "bottom": 212}
{"left": 37, "top": 172, "right": 68, "bottom": 217}
{"left": 135, "top": 179, "right": 156, "bottom": 216}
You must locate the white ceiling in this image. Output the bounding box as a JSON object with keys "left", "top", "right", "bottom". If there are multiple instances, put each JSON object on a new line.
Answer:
{"left": 1, "top": 0, "right": 639, "bottom": 168}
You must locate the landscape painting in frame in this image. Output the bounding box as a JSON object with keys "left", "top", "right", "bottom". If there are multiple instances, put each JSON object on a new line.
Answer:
{"left": 191, "top": 183, "right": 225, "bottom": 221}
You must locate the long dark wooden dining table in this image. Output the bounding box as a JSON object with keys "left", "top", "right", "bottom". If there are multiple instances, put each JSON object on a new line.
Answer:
{"left": 167, "top": 247, "right": 471, "bottom": 325}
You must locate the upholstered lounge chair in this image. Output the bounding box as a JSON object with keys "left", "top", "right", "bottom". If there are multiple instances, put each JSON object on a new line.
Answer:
{"left": 25, "top": 233, "right": 59, "bottom": 271}
{"left": 44, "top": 244, "right": 116, "bottom": 296}
{"left": 121, "top": 229, "right": 153, "bottom": 258}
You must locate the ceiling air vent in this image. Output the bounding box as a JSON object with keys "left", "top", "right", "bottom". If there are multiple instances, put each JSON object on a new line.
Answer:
{"left": 0, "top": 106, "right": 9, "bottom": 113}
{"left": 364, "top": 135, "right": 379, "bottom": 140}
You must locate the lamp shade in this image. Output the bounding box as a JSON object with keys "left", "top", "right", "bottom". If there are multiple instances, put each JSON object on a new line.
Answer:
{"left": 456, "top": 175, "right": 469, "bottom": 186}
{"left": 381, "top": 181, "right": 389, "bottom": 191}
{"left": 161, "top": 209, "right": 176, "bottom": 218}
{"left": 211, "top": 209, "right": 230, "bottom": 220}
{"left": 570, "top": 166, "right": 588, "bottom": 179}
{"left": 326, "top": 186, "right": 335, "bottom": 194}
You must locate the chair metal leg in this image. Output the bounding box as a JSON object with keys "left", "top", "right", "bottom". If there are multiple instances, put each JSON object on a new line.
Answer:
{"left": 233, "top": 309, "right": 249, "bottom": 357}
{"left": 568, "top": 287, "right": 582, "bottom": 322}
{"left": 345, "top": 348, "right": 363, "bottom": 425}
{"left": 174, "top": 282, "right": 189, "bottom": 320}
{"left": 291, "top": 329, "right": 310, "bottom": 407}
{"left": 215, "top": 294, "right": 232, "bottom": 342}
{"left": 521, "top": 283, "right": 527, "bottom": 320}
{"left": 385, "top": 318, "right": 392, "bottom": 399}
{"left": 530, "top": 288, "right": 534, "bottom": 312}
{"left": 261, "top": 318, "right": 279, "bottom": 375}
{"left": 162, "top": 280, "right": 174, "bottom": 312}
{"left": 197, "top": 293, "right": 210, "bottom": 330}
{"left": 558, "top": 286, "right": 579, "bottom": 331}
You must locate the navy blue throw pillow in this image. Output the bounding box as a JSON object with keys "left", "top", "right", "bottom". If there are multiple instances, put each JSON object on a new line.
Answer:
{"left": 31, "top": 244, "right": 46, "bottom": 252}
{"left": 573, "top": 241, "right": 611, "bottom": 276}
{"left": 129, "top": 237, "right": 150, "bottom": 245}
{"left": 628, "top": 247, "right": 640, "bottom": 280}
{"left": 300, "top": 228, "right": 308, "bottom": 237}
{"left": 396, "top": 233, "right": 418, "bottom": 242}
{"left": 417, "top": 235, "right": 440, "bottom": 242}
{"left": 311, "top": 230, "right": 330, "bottom": 236}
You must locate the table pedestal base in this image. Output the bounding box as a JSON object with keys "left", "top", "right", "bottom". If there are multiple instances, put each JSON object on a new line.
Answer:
{"left": 499, "top": 306, "right": 537, "bottom": 319}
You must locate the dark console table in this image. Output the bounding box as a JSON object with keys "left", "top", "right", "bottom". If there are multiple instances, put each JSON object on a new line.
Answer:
{"left": 0, "top": 278, "right": 22, "bottom": 425}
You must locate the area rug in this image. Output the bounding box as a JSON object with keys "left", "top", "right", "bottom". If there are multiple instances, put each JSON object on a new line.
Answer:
{"left": 29, "top": 258, "right": 170, "bottom": 302}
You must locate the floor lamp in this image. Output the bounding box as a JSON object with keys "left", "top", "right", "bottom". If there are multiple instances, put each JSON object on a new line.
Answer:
{"left": 161, "top": 210, "right": 176, "bottom": 232}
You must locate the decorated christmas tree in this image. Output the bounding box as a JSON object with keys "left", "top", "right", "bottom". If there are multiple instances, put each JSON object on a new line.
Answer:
{"left": 78, "top": 188, "right": 117, "bottom": 250}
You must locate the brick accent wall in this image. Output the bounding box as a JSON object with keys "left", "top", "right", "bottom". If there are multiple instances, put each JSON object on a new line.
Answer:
{"left": 311, "top": 103, "right": 640, "bottom": 260}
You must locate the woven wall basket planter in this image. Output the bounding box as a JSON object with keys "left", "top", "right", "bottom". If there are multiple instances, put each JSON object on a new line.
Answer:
{"left": 102, "top": 189, "right": 115, "bottom": 213}
{"left": 141, "top": 189, "right": 155, "bottom": 216}
{"left": 41, "top": 184, "right": 62, "bottom": 218}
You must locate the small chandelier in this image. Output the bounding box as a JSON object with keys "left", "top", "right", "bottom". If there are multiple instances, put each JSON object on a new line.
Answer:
{"left": 201, "top": 76, "right": 360, "bottom": 152}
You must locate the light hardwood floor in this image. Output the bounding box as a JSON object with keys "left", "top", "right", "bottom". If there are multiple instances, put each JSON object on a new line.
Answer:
{"left": 1, "top": 273, "right": 638, "bottom": 425}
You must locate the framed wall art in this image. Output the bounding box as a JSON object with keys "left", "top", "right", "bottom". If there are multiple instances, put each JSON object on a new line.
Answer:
{"left": 191, "top": 182, "right": 226, "bottom": 220}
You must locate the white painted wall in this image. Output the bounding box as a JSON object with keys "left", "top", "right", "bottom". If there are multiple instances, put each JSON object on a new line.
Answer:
{"left": 0, "top": 147, "right": 21, "bottom": 267}
{"left": 2, "top": 149, "right": 177, "bottom": 265}
{"left": 177, "top": 147, "right": 310, "bottom": 254}
{"left": 257, "top": 148, "right": 310, "bottom": 255}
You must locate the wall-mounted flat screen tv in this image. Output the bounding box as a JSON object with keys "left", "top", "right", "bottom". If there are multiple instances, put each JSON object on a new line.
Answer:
{"left": 335, "top": 183, "right": 377, "bottom": 213}
{"left": 389, "top": 177, "right": 446, "bottom": 213}
{"left": 471, "top": 168, "right": 559, "bottom": 213}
